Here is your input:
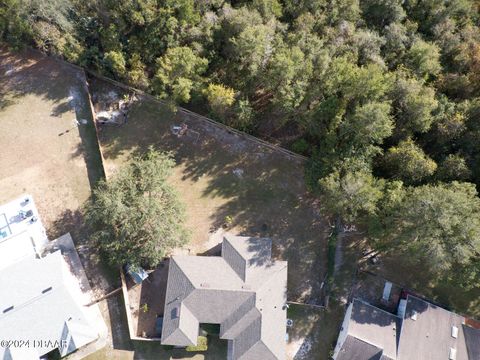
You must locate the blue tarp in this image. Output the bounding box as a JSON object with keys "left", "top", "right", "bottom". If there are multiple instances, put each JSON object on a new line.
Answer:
{"left": 125, "top": 264, "right": 148, "bottom": 284}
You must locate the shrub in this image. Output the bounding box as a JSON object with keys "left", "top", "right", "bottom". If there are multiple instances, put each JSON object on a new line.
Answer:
{"left": 185, "top": 336, "right": 208, "bottom": 352}
{"left": 291, "top": 138, "right": 309, "bottom": 154}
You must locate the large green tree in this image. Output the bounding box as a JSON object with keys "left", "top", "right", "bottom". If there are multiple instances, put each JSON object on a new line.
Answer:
{"left": 152, "top": 46, "right": 208, "bottom": 103}
{"left": 390, "top": 75, "right": 438, "bottom": 134}
{"left": 372, "top": 182, "right": 480, "bottom": 286}
{"left": 319, "top": 168, "right": 384, "bottom": 223}
{"left": 383, "top": 138, "right": 437, "bottom": 184}
{"left": 406, "top": 38, "right": 442, "bottom": 80}
{"left": 85, "top": 148, "right": 189, "bottom": 267}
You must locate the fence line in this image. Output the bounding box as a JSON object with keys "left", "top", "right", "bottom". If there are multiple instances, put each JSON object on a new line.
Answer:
{"left": 81, "top": 69, "right": 308, "bottom": 163}
{"left": 21, "top": 46, "right": 308, "bottom": 162}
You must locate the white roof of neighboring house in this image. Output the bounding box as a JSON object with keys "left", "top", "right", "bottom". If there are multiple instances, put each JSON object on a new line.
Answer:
{"left": 0, "top": 196, "right": 100, "bottom": 359}
{"left": 398, "top": 295, "right": 470, "bottom": 360}
{"left": 0, "top": 195, "right": 47, "bottom": 269}
{"left": 0, "top": 251, "right": 98, "bottom": 359}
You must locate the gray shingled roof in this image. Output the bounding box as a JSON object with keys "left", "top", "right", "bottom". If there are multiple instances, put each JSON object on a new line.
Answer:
{"left": 463, "top": 325, "right": 480, "bottom": 360}
{"left": 161, "top": 234, "right": 287, "bottom": 360}
{"left": 335, "top": 295, "right": 480, "bottom": 360}
{"left": 345, "top": 299, "right": 400, "bottom": 359}
{"left": 336, "top": 335, "right": 383, "bottom": 360}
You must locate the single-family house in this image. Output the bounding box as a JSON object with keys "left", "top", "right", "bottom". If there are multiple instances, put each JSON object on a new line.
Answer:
{"left": 333, "top": 295, "right": 480, "bottom": 360}
{"left": 161, "top": 234, "right": 288, "bottom": 360}
{"left": 0, "top": 195, "right": 101, "bottom": 359}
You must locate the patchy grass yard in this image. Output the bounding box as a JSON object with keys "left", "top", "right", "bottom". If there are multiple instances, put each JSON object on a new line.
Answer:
{"left": 89, "top": 77, "right": 335, "bottom": 358}
{"left": 91, "top": 77, "right": 330, "bottom": 304}
{"left": 84, "top": 336, "right": 227, "bottom": 360}
{"left": 287, "top": 302, "right": 345, "bottom": 359}
{"left": 0, "top": 46, "right": 102, "bottom": 233}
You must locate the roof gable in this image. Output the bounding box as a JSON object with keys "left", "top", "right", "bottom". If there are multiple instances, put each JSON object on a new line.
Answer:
{"left": 347, "top": 299, "right": 400, "bottom": 359}
{"left": 161, "top": 234, "right": 287, "bottom": 360}
{"left": 336, "top": 335, "right": 384, "bottom": 360}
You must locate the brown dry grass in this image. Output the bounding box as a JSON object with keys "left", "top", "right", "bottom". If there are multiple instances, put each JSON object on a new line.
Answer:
{"left": 91, "top": 77, "right": 330, "bottom": 303}
{"left": 90, "top": 76, "right": 334, "bottom": 359}
{"left": 0, "top": 46, "right": 102, "bottom": 237}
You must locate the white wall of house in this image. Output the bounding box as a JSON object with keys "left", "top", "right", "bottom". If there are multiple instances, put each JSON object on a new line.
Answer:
{"left": 332, "top": 302, "right": 353, "bottom": 359}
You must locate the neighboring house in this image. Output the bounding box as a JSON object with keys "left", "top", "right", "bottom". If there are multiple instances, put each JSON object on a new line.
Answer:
{"left": 0, "top": 195, "right": 47, "bottom": 269}
{"left": 0, "top": 195, "right": 100, "bottom": 359}
{"left": 161, "top": 234, "right": 288, "bottom": 360}
{"left": 333, "top": 296, "right": 480, "bottom": 360}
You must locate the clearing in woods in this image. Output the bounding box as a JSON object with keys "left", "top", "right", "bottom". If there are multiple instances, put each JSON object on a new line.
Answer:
{"left": 89, "top": 76, "right": 336, "bottom": 359}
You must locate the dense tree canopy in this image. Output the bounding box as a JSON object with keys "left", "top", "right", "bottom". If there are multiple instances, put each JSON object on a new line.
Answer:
{"left": 2, "top": 0, "right": 480, "bottom": 289}
{"left": 85, "top": 149, "right": 189, "bottom": 268}
{"left": 371, "top": 182, "right": 480, "bottom": 289}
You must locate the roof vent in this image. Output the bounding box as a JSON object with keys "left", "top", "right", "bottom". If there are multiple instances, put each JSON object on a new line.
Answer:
{"left": 200, "top": 283, "right": 210, "bottom": 288}
{"left": 3, "top": 306, "right": 14, "bottom": 313}
{"left": 451, "top": 326, "right": 458, "bottom": 338}
{"left": 42, "top": 286, "right": 53, "bottom": 294}
{"left": 449, "top": 347, "right": 456, "bottom": 360}
{"left": 411, "top": 311, "right": 417, "bottom": 321}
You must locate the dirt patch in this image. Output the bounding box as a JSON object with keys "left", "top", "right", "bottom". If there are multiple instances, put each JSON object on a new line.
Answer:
{"left": 286, "top": 303, "right": 345, "bottom": 359}
{"left": 351, "top": 271, "right": 402, "bottom": 313}
{"left": 125, "top": 262, "right": 169, "bottom": 338}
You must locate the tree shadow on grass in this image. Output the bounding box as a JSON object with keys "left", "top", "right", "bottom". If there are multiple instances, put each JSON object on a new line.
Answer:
{"left": 0, "top": 46, "right": 78, "bottom": 114}
{"left": 0, "top": 46, "right": 105, "bottom": 189}
{"left": 88, "top": 77, "right": 331, "bottom": 304}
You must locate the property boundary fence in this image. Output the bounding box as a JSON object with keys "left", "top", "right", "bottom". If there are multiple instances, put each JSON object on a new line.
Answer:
{"left": 80, "top": 69, "right": 308, "bottom": 163}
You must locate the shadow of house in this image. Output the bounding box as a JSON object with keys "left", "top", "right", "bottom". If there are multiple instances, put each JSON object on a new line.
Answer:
{"left": 136, "top": 260, "right": 170, "bottom": 338}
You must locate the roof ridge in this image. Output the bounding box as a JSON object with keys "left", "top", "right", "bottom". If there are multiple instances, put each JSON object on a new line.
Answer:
{"left": 161, "top": 324, "right": 196, "bottom": 346}
{"left": 222, "top": 234, "right": 248, "bottom": 278}
{"left": 0, "top": 285, "right": 58, "bottom": 320}
{"left": 239, "top": 339, "right": 278, "bottom": 360}
{"left": 221, "top": 306, "right": 261, "bottom": 340}
{"left": 170, "top": 257, "right": 196, "bottom": 292}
